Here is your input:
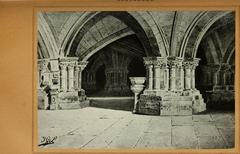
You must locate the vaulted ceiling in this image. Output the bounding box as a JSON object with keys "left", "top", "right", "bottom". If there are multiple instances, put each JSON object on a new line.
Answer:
{"left": 38, "top": 11, "right": 235, "bottom": 65}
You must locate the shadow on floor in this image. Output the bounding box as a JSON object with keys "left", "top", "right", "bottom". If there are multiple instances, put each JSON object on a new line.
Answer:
{"left": 89, "top": 97, "right": 134, "bottom": 111}
{"left": 88, "top": 97, "right": 235, "bottom": 114}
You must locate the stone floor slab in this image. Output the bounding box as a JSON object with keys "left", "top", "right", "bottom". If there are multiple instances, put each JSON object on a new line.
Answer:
{"left": 218, "top": 127, "right": 235, "bottom": 148}
{"left": 135, "top": 116, "right": 171, "bottom": 148}
{"left": 198, "top": 136, "right": 226, "bottom": 149}
{"left": 107, "top": 115, "right": 151, "bottom": 148}
{"left": 172, "top": 116, "right": 193, "bottom": 126}
{"left": 84, "top": 114, "right": 134, "bottom": 148}
{"left": 38, "top": 107, "right": 234, "bottom": 149}
{"left": 193, "top": 114, "right": 213, "bottom": 123}
{"left": 172, "top": 126, "right": 198, "bottom": 148}
{"left": 194, "top": 123, "right": 220, "bottom": 137}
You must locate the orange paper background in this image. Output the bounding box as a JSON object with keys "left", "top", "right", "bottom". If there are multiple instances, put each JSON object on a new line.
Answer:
{"left": 0, "top": 1, "right": 239, "bottom": 154}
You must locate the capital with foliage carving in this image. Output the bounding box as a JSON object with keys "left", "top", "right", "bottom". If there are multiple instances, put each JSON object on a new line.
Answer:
{"left": 38, "top": 59, "right": 50, "bottom": 72}
{"left": 78, "top": 61, "right": 88, "bottom": 71}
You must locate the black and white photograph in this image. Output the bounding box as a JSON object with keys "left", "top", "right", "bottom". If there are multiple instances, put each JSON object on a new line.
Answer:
{"left": 37, "top": 11, "right": 235, "bottom": 149}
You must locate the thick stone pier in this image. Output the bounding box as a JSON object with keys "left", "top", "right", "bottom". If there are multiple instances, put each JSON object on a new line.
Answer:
{"left": 137, "top": 57, "right": 206, "bottom": 116}
{"left": 38, "top": 57, "right": 89, "bottom": 110}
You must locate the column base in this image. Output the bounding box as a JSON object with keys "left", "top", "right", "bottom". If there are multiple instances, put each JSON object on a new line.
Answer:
{"left": 38, "top": 89, "right": 49, "bottom": 110}
{"left": 54, "top": 91, "right": 89, "bottom": 110}
{"left": 136, "top": 90, "right": 206, "bottom": 116}
{"left": 138, "top": 95, "right": 161, "bottom": 115}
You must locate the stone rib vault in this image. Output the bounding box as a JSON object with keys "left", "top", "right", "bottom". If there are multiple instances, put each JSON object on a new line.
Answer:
{"left": 37, "top": 11, "right": 235, "bottom": 115}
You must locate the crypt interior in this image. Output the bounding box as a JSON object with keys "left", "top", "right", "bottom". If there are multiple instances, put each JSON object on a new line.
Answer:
{"left": 38, "top": 11, "right": 235, "bottom": 113}
{"left": 37, "top": 11, "right": 235, "bottom": 149}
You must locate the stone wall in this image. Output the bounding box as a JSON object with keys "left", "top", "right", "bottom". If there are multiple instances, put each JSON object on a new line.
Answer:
{"left": 38, "top": 58, "right": 89, "bottom": 110}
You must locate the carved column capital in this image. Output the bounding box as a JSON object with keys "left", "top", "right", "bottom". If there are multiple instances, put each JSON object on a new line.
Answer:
{"left": 166, "top": 56, "right": 183, "bottom": 69}
{"left": 67, "top": 63, "right": 75, "bottom": 69}
{"left": 220, "top": 63, "right": 231, "bottom": 72}
{"left": 143, "top": 57, "right": 154, "bottom": 66}
{"left": 153, "top": 57, "right": 167, "bottom": 68}
{"left": 38, "top": 59, "right": 50, "bottom": 72}
{"left": 183, "top": 58, "right": 200, "bottom": 69}
{"left": 78, "top": 61, "right": 88, "bottom": 70}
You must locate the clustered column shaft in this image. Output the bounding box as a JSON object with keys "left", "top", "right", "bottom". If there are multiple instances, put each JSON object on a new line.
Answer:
{"left": 146, "top": 65, "right": 153, "bottom": 90}
{"left": 154, "top": 65, "right": 161, "bottom": 90}
{"left": 37, "top": 59, "right": 50, "bottom": 88}
{"left": 143, "top": 57, "right": 199, "bottom": 93}
{"left": 59, "top": 58, "right": 88, "bottom": 92}
{"left": 60, "top": 64, "right": 67, "bottom": 91}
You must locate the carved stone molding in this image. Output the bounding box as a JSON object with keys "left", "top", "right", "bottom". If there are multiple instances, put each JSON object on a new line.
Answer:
{"left": 78, "top": 61, "right": 88, "bottom": 70}
{"left": 38, "top": 59, "right": 50, "bottom": 72}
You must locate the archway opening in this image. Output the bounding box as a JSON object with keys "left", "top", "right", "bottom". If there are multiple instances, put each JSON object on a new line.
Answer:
{"left": 195, "top": 14, "right": 235, "bottom": 111}
{"left": 82, "top": 35, "right": 147, "bottom": 111}
{"left": 95, "top": 64, "right": 106, "bottom": 91}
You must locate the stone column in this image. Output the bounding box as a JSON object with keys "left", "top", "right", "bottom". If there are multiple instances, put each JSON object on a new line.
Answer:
{"left": 169, "top": 65, "right": 176, "bottom": 91}
{"left": 67, "top": 64, "right": 75, "bottom": 91}
{"left": 180, "top": 65, "right": 185, "bottom": 90}
{"left": 37, "top": 61, "right": 44, "bottom": 88}
{"left": 59, "top": 63, "right": 67, "bottom": 91}
{"left": 168, "top": 57, "right": 182, "bottom": 91}
{"left": 221, "top": 63, "right": 230, "bottom": 86}
{"left": 191, "top": 68, "right": 196, "bottom": 90}
{"left": 211, "top": 64, "right": 220, "bottom": 87}
{"left": 37, "top": 70, "right": 40, "bottom": 88}
{"left": 183, "top": 61, "right": 192, "bottom": 90}
{"left": 38, "top": 59, "right": 50, "bottom": 86}
{"left": 78, "top": 61, "right": 88, "bottom": 91}
{"left": 191, "top": 58, "right": 200, "bottom": 90}
{"left": 164, "top": 65, "right": 169, "bottom": 90}
{"left": 75, "top": 66, "right": 80, "bottom": 90}
{"left": 143, "top": 57, "right": 154, "bottom": 91}
{"left": 147, "top": 65, "right": 153, "bottom": 90}
{"left": 159, "top": 65, "right": 165, "bottom": 90}
{"left": 230, "top": 65, "right": 235, "bottom": 86}
{"left": 153, "top": 64, "right": 161, "bottom": 90}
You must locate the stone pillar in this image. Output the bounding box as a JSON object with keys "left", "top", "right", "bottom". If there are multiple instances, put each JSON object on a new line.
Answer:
{"left": 165, "top": 65, "right": 169, "bottom": 90}
{"left": 183, "top": 61, "right": 192, "bottom": 90}
{"left": 191, "top": 58, "right": 200, "bottom": 90}
{"left": 75, "top": 66, "right": 79, "bottom": 90}
{"left": 78, "top": 61, "right": 88, "bottom": 91}
{"left": 67, "top": 64, "right": 75, "bottom": 91}
{"left": 143, "top": 57, "right": 154, "bottom": 91}
{"left": 185, "top": 68, "right": 191, "bottom": 90}
{"left": 221, "top": 63, "right": 231, "bottom": 86}
{"left": 159, "top": 65, "right": 165, "bottom": 90}
{"left": 210, "top": 64, "right": 220, "bottom": 88}
{"left": 147, "top": 65, "right": 153, "bottom": 90}
{"left": 169, "top": 65, "right": 176, "bottom": 91}
{"left": 230, "top": 65, "right": 235, "bottom": 86}
{"left": 59, "top": 57, "right": 79, "bottom": 92}
{"left": 38, "top": 59, "right": 50, "bottom": 86}
{"left": 183, "top": 58, "right": 199, "bottom": 91}
{"left": 180, "top": 66, "right": 185, "bottom": 90}
{"left": 59, "top": 63, "right": 67, "bottom": 91}
{"left": 168, "top": 57, "right": 182, "bottom": 91}
{"left": 153, "top": 65, "right": 161, "bottom": 90}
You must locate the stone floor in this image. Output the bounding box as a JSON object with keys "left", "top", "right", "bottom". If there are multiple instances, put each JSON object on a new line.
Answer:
{"left": 38, "top": 107, "right": 235, "bottom": 149}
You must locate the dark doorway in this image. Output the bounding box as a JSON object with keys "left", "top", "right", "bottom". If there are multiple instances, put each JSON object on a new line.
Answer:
{"left": 95, "top": 65, "right": 106, "bottom": 91}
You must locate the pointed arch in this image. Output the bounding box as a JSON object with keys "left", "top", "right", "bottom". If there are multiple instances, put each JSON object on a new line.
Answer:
{"left": 180, "top": 11, "right": 232, "bottom": 59}
{"left": 223, "top": 37, "right": 235, "bottom": 64}
{"left": 60, "top": 11, "right": 168, "bottom": 59}
{"left": 38, "top": 13, "right": 59, "bottom": 59}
